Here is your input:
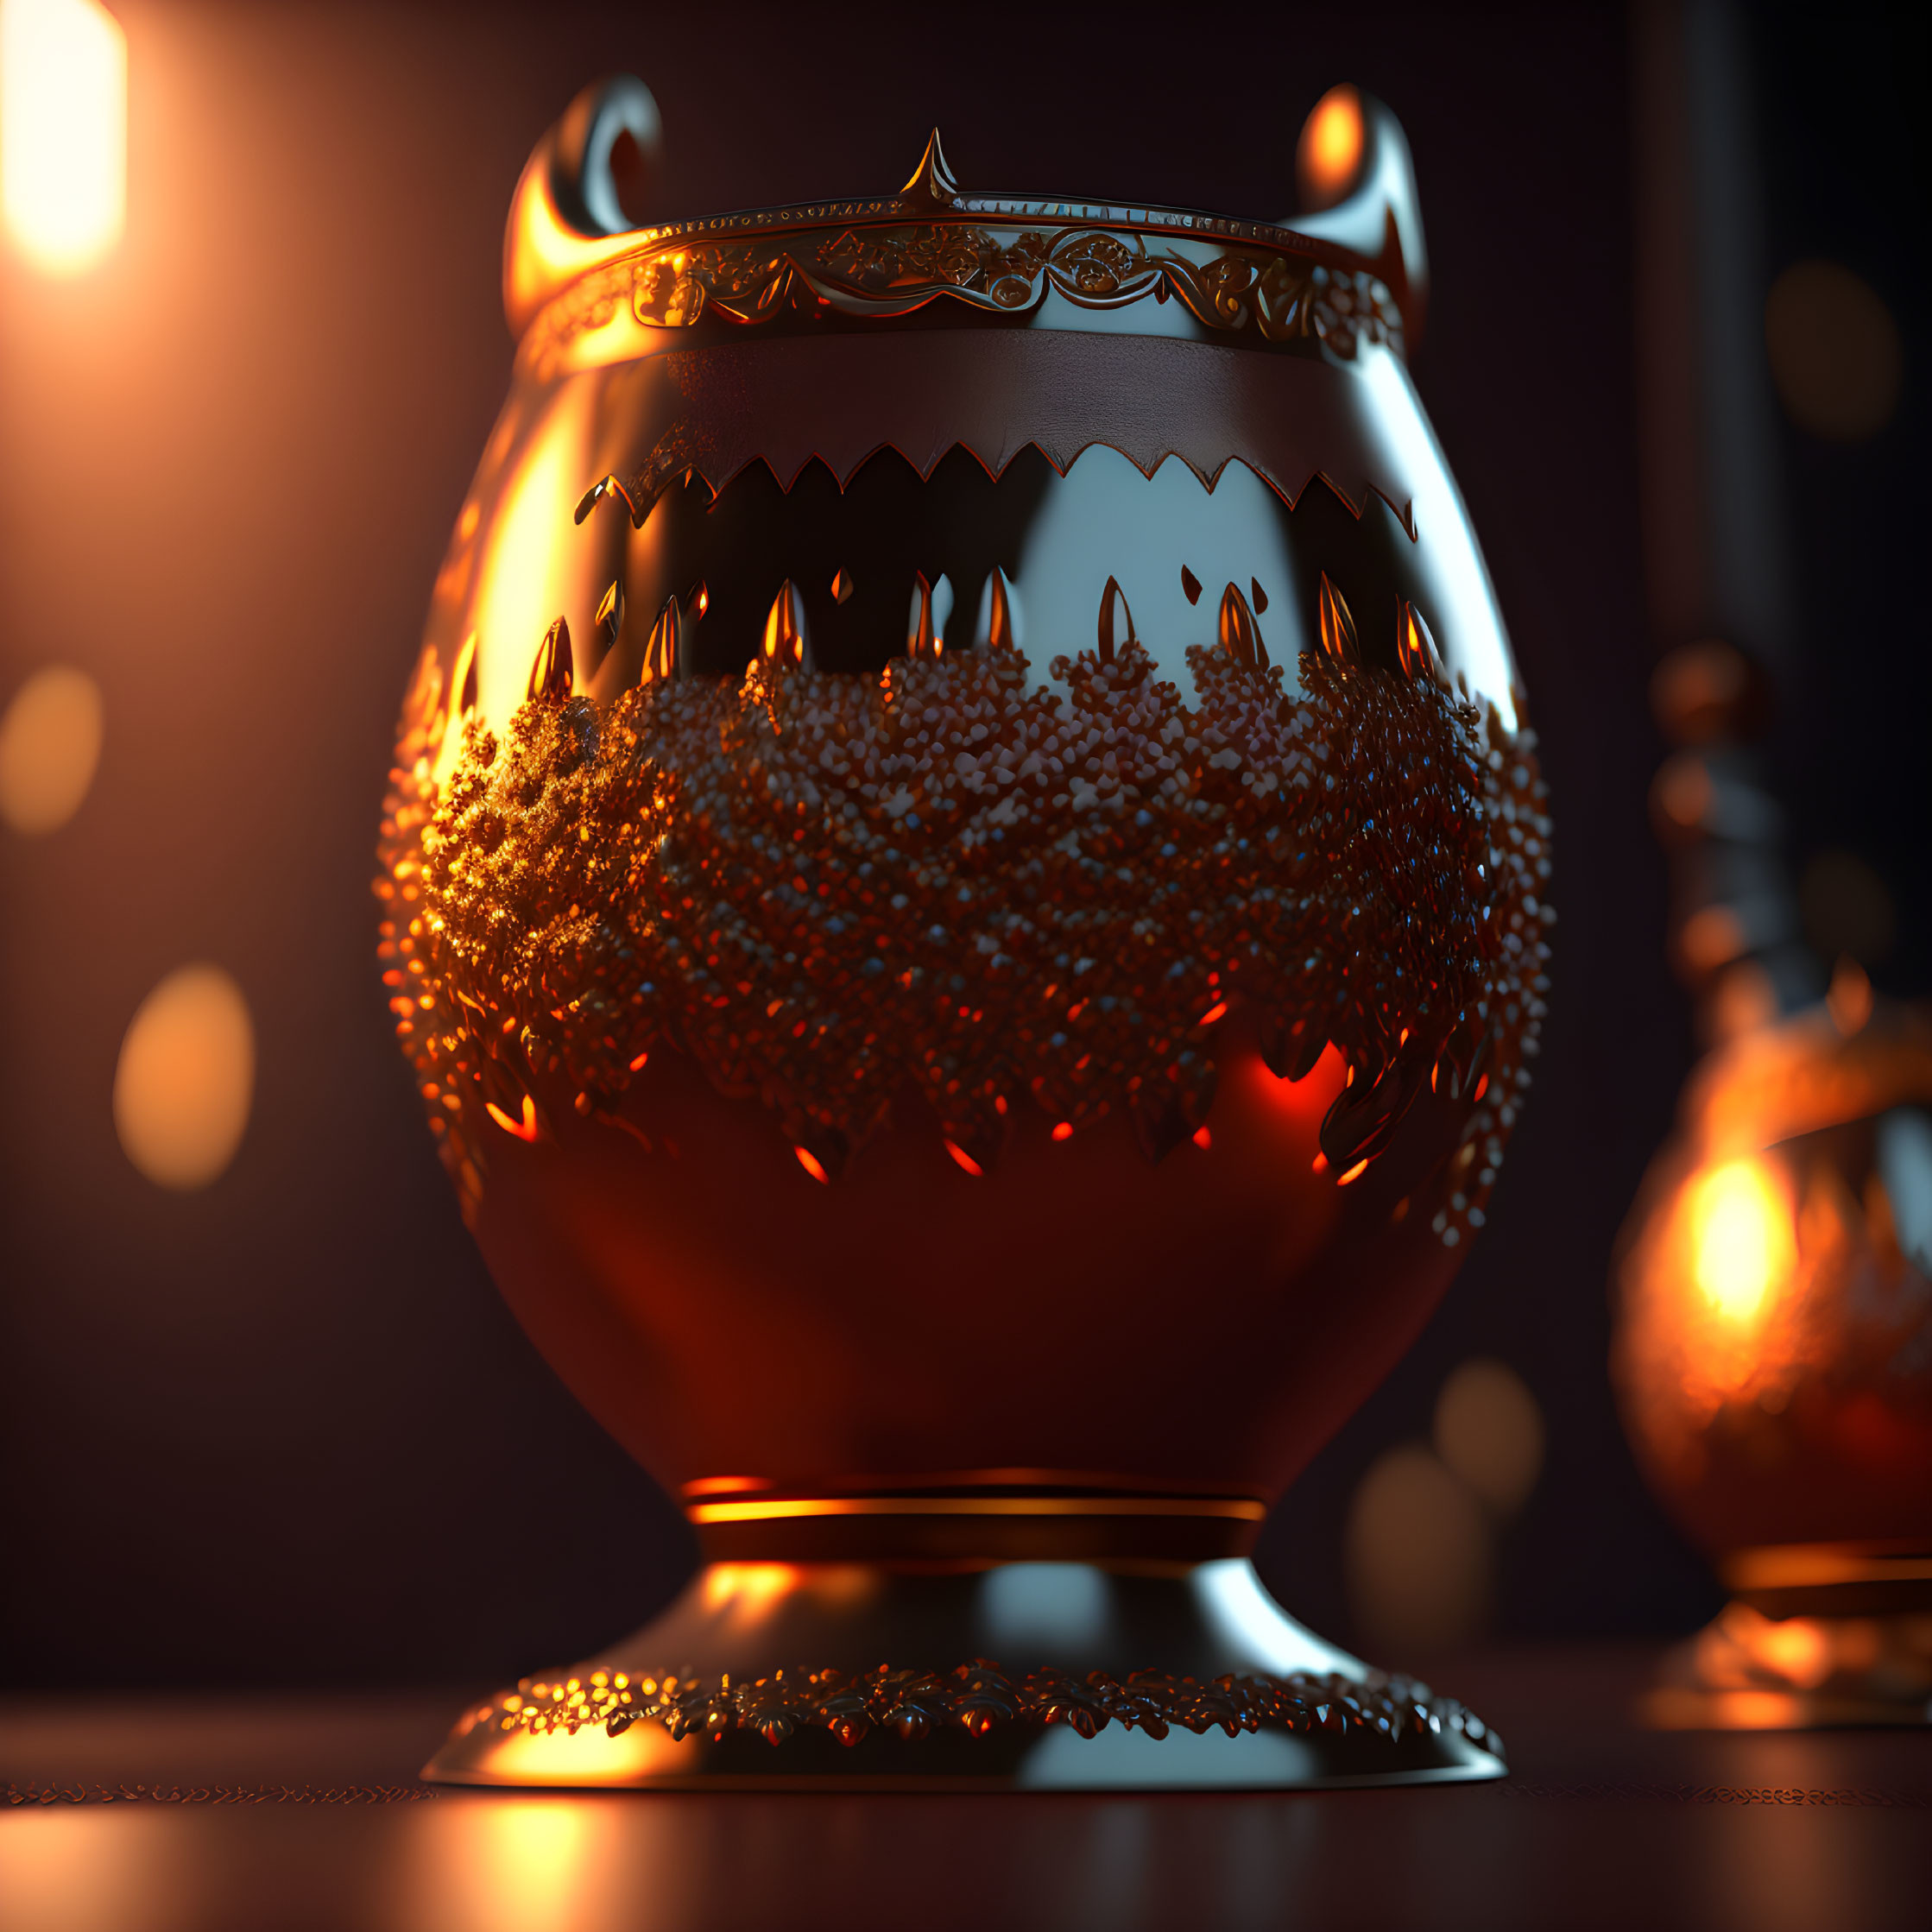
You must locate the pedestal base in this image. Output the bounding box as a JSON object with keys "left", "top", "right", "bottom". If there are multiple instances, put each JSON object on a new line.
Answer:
{"left": 1641, "top": 1544, "right": 1932, "bottom": 1731}
{"left": 425, "top": 1561, "right": 1506, "bottom": 1790}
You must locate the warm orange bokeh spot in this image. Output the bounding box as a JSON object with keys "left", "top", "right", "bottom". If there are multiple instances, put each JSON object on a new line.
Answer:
{"left": 1687, "top": 1158, "right": 1793, "bottom": 1327}
{"left": 0, "top": 664, "right": 102, "bottom": 834}
{"left": 113, "top": 965, "right": 256, "bottom": 1190}
{"left": 0, "top": 0, "right": 125, "bottom": 274}
{"left": 1298, "top": 85, "right": 1365, "bottom": 208}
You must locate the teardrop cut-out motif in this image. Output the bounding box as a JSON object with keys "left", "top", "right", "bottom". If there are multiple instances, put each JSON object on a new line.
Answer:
{"left": 692, "top": 582, "right": 710, "bottom": 619}
{"left": 1180, "top": 565, "right": 1203, "bottom": 606}
{"left": 1316, "top": 573, "right": 1361, "bottom": 666}
{"left": 1128, "top": 1088, "right": 1194, "bottom": 1165}
{"left": 527, "top": 617, "right": 573, "bottom": 701}
{"left": 1217, "top": 584, "right": 1269, "bottom": 670}
{"left": 595, "top": 581, "right": 625, "bottom": 653}
{"left": 573, "top": 474, "right": 637, "bottom": 526}
{"left": 645, "top": 596, "right": 682, "bottom": 681}
{"left": 1251, "top": 578, "right": 1270, "bottom": 615}
{"left": 450, "top": 633, "right": 478, "bottom": 723}
{"left": 762, "top": 580, "right": 808, "bottom": 666}
{"left": 906, "top": 571, "right": 940, "bottom": 659}
{"left": 1318, "top": 1052, "right": 1427, "bottom": 1173}
{"left": 977, "top": 567, "right": 1020, "bottom": 652}
{"left": 1396, "top": 600, "right": 1444, "bottom": 685}
{"left": 830, "top": 566, "right": 855, "bottom": 606}
{"left": 1096, "top": 577, "right": 1136, "bottom": 662}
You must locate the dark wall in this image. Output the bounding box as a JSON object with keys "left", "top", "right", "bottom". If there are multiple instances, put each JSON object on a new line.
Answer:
{"left": 1751, "top": 2, "right": 1932, "bottom": 995}
{"left": 0, "top": 0, "right": 1761, "bottom": 1689}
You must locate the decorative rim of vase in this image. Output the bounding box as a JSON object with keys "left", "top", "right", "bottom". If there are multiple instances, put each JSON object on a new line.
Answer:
{"left": 516, "top": 131, "right": 1410, "bottom": 370}
{"left": 597, "top": 176, "right": 1379, "bottom": 280}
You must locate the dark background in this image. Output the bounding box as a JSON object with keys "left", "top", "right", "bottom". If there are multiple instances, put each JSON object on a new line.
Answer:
{"left": 0, "top": 0, "right": 1922, "bottom": 1689}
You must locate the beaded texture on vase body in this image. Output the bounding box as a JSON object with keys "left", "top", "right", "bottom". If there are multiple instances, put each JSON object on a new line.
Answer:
{"left": 376, "top": 612, "right": 1551, "bottom": 1226}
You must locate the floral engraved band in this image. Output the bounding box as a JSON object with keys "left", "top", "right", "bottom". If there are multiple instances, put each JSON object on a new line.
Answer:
{"left": 622, "top": 226, "right": 1394, "bottom": 340}
{"left": 521, "top": 135, "right": 1408, "bottom": 373}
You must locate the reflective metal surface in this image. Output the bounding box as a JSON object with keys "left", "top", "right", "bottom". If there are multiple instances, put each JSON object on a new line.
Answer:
{"left": 388, "top": 76, "right": 1546, "bottom": 1789}
{"left": 425, "top": 1560, "right": 1505, "bottom": 1790}
{"left": 573, "top": 437, "right": 1511, "bottom": 712}
{"left": 424, "top": 79, "right": 1518, "bottom": 742}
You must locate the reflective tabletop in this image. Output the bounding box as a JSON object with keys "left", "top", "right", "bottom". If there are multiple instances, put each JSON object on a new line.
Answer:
{"left": 4, "top": 1650, "right": 1928, "bottom": 1932}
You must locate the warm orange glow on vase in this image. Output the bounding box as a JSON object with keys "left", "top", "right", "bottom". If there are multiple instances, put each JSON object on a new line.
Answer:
{"left": 469, "top": 400, "right": 591, "bottom": 726}
{"left": 0, "top": 0, "right": 126, "bottom": 275}
{"left": 1687, "top": 1158, "right": 1793, "bottom": 1327}
{"left": 698, "top": 1562, "right": 803, "bottom": 1619}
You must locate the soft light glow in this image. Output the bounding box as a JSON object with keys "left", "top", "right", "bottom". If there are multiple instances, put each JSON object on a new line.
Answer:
{"left": 404, "top": 1792, "right": 636, "bottom": 1932}
{"left": 944, "top": 1139, "right": 983, "bottom": 1176}
{"left": 1689, "top": 1159, "right": 1793, "bottom": 1324}
{"left": 0, "top": 1806, "right": 174, "bottom": 1932}
{"left": 1299, "top": 84, "right": 1365, "bottom": 205}
{"left": 700, "top": 1561, "right": 799, "bottom": 1621}
{"left": 469, "top": 393, "right": 590, "bottom": 727}
{"left": 484, "top": 1092, "right": 539, "bottom": 1141}
{"left": 463, "top": 1724, "right": 698, "bottom": 1792}
{"left": 1345, "top": 1443, "right": 1491, "bottom": 1655}
{"left": 1, "top": 0, "right": 127, "bottom": 274}
{"left": 113, "top": 963, "right": 255, "bottom": 1189}
{"left": 1433, "top": 1358, "right": 1544, "bottom": 1518}
{"left": 1765, "top": 259, "right": 1903, "bottom": 442}
{"left": 0, "top": 662, "right": 102, "bottom": 832}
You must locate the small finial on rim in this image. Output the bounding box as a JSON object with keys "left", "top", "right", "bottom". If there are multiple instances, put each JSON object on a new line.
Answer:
{"left": 902, "top": 129, "right": 960, "bottom": 208}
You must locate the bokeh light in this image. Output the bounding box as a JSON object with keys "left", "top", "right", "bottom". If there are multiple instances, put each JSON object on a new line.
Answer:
{"left": 1764, "top": 259, "right": 1903, "bottom": 442}
{"left": 406, "top": 1796, "right": 620, "bottom": 1932}
{"left": 0, "top": 0, "right": 127, "bottom": 274}
{"left": 1297, "top": 84, "right": 1364, "bottom": 210}
{"left": 112, "top": 965, "right": 256, "bottom": 1190}
{"left": 1799, "top": 849, "right": 1896, "bottom": 969}
{"left": 1688, "top": 1158, "right": 1793, "bottom": 1327}
{"left": 0, "top": 663, "right": 103, "bottom": 834}
{"left": 1344, "top": 1443, "right": 1491, "bottom": 1657}
{"left": 0, "top": 1806, "right": 176, "bottom": 1932}
{"left": 1433, "top": 1358, "right": 1544, "bottom": 1518}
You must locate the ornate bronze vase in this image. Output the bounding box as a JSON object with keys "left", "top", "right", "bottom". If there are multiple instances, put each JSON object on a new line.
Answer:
{"left": 379, "top": 77, "right": 1550, "bottom": 1788}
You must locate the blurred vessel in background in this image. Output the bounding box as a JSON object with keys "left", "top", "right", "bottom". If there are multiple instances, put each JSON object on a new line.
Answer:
{"left": 1614, "top": 965, "right": 1932, "bottom": 1726}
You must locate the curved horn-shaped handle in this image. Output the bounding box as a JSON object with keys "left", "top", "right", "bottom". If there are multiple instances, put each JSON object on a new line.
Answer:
{"left": 503, "top": 74, "right": 662, "bottom": 340}
{"left": 1289, "top": 85, "right": 1429, "bottom": 344}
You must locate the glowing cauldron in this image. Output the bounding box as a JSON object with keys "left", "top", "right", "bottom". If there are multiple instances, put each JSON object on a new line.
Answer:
{"left": 380, "top": 79, "right": 1550, "bottom": 1787}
